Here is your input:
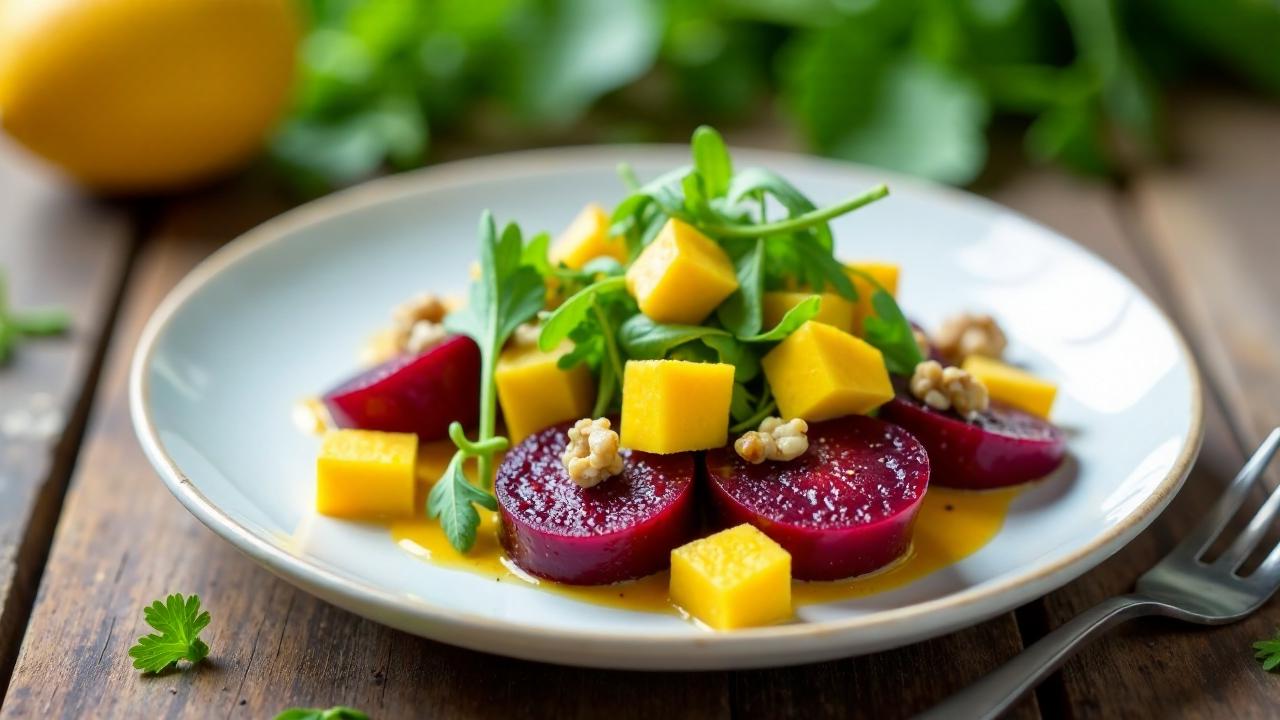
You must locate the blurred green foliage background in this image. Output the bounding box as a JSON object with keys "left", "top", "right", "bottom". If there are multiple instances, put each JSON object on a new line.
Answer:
{"left": 272, "top": 0, "right": 1280, "bottom": 192}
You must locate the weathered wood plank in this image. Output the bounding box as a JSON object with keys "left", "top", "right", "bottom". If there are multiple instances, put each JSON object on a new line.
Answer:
{"left": 1003, "top": 91, "right": 1280, "bottom": 718}
{"left": 0, "top": 143, "right": 135, "bottom": 691}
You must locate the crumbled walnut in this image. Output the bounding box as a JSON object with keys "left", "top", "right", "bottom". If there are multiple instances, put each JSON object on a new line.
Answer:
{"left": 910, "top": 360, "right": 989, "bottom": 419}
{"left": 562, "top": 417, "right": 625, "bottom": 488}
{"left": 734, "top": 416, "right": 810, "bottom": 464}
{"left": 510, "top": 322, "right": 543, "bottom": 349}
{"left": 292, "top": 397, "right": 330, "bottom": 435}
{"left": 935, "top": 313, "right": 1007, "bottom": 363}
{"left": 392, "top": 292, "right": 447, "bottom": 329}
{"left": 405, "top": 320, "right": 448, "bottom": 354}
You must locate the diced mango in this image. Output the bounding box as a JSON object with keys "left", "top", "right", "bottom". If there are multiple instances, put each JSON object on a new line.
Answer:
{"left": 846, "top": 261, "right": 900, "bottom": 336}
{"left": 496, "top": 341, "right": 595, "bottom": 443}
{"left": 620, "top": 359, "right": 734, "bottom": 454}
{"left": 625, "top": 219, "right": 739, "bottom": 325}
{"left": 316, "top": 429, "right": 418, "bottom": 519}
{"left": 670, "top": 524, "right": 792, "bottom": 630}
{"left": 551, "top": 203, "right": 628, "bottom": 269}
{"left": 963, "top": 355, "right": 1057, "bottom": 419}
{"left": 762, "top": 291, "right": 856, "bottom": 331}
{"left": 762, "top": 321, "right": 894, "bottom": 421}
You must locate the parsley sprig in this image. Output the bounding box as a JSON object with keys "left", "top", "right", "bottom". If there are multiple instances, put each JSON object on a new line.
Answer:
{"left": 432, "top": 213, "right": 545, "bottom": 552}
{"left": 1254, "top": 631, "right": 1280, "bottom": 671}
{"left": 127, "top": 593, "right": 211, "bottom": 674}
{"left": 0, "top": 269, "right": 71, "bottom": 364}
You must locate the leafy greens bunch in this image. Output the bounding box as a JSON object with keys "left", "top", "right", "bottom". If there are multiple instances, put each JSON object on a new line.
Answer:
{"left": 276, "top": 0, "right": 1279, "bottom": 191}
{"left": 430, "top": 125, "right": 922, "bottom": 554}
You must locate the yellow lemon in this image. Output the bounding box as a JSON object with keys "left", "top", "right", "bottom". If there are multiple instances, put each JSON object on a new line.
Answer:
{"left": 0, "top": 0, "right": 299, "bottom": 192}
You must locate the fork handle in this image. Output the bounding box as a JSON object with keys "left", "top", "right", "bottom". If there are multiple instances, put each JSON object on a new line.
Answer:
{"left": 919, "top": 595, "right": 1158, "bottom": 720}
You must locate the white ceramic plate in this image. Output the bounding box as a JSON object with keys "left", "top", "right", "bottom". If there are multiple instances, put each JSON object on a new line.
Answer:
{"left": 131, "top": 146, "right": 1202, "bottom": 670}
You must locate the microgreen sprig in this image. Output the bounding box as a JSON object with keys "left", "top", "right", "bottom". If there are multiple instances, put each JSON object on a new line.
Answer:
{"left": 433, "top": 212, "right": 545, "bottom": 552}
{"left": 127, "top": 593, "right": 211, "bottom": 674}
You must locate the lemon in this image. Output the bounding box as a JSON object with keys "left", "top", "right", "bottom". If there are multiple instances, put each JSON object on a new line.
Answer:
{"left": 0, "top": 0, "right": 299, "bottom": 192}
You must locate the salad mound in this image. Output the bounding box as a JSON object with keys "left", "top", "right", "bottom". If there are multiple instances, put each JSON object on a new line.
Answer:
{"left": 306, "top": 126, "right": 1067, "bottom": 630}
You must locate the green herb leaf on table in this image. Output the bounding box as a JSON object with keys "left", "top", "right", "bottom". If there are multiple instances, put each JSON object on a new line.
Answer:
{"left": 127, "top": 593, "right": 211, "bottom": 674}
{"left": 0, "top": 269, "right": 71, "bottom": 365}
{"left": 1254, "top": 631, "right": 1280, "bottom": 671}
{"left": 274, "top": 706, "right": 369, "bottom": 720}
{"left": 739, "top": 296, "right": 820, "bottom": 343}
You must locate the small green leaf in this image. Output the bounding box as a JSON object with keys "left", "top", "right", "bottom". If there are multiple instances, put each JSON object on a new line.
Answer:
{"left": 859, "top": 287, "right": 925, "bottom": 375}
{"left": 538, "top": 276, "right": 625, "bottom": 352}
{"left": 12, "top": 308, "right": 71, "bottom": 336}
{"left": 739, "top": 296, "right": 821, "bottom": 343}
{"left": 715, "top": 238, "right": 765, "bottom": 337}
{"left": 426, "top": 451, "right": 497, "bottom": 553}
{"left": 691, "top": 125, "right": 733, "bottom": 199}
{"left": 618, "top": 315, "right": 731, "bottom": 359}
{"left": 127, "top": 593, "right": 212, "bottom": 674}
{"left": 701, "top": 334, "right": 760, "bottom": 383}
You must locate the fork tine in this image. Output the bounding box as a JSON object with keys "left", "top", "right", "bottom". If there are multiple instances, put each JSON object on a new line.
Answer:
{"left": 1172, "top": 428, "right": 1280, "bottom": 560}
{"left": 1219, "top": 478, "right": 1280, "bottom": 571}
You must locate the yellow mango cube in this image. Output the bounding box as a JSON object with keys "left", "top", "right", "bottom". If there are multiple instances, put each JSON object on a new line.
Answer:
{"left": 762, "top": 291, "right": 855, "bottom": 331}
{"left": 551, "top": 203, "right": 627, "bottom": 269}
{"left": 762, "top": 321, "right": 894, "bottom": 421}
{"left": 316, "top": 429, "right": 418, "bottom": 519}
{"left": 846, "top": 261, "right": 900, "bottom": 336}
{"left": 670, "top": 524, "right": 792, "bottom": 630}
{"left": 620, "top": 359, "right": 734, "bottom": 454}
{"left": 963, "top": 355, "right": 1057, "bottom": 419}
{"left": 625, "top": 219, "right": 739, "bottom": 325}
{"left": 496, "top": 342, "right": 595, "bottom": 443}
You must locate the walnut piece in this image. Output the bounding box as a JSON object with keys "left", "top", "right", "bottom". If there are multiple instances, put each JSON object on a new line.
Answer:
{"left": 934, "top": 312, "right": 1006, "bottom": 364}
{"left": 734, "top": 416, "right": 810, "bottom": 464}
{"left": 561, "top": 417, "right": 625, "bottom": 488}
{"left": 912, "top": 326, "right": 931, "bottom": 357}
{"left": 509, "top": 322, "right": 543, "bottom": 349}
{"left": 910, "top": 360, "right": 989, "bottom": 419}
{"left": 391, "top": 293, "right": 449, "bottom": 355}
{"left": 405, "top": 320, "right": 448, "bottom": 354}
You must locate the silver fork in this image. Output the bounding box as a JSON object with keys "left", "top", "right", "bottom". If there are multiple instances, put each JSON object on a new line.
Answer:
{"left": 922, "top": 428, "right": 1280, "bottom": 720}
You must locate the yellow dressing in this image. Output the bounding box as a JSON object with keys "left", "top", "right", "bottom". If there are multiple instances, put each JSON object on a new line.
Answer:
{"left": 389, "top": 485, "right": 1022, "bottom": 615}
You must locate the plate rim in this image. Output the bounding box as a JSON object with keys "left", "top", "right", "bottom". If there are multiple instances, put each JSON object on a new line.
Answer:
{"left": 128, "top": 144, "right": 1205, "bottom": 661}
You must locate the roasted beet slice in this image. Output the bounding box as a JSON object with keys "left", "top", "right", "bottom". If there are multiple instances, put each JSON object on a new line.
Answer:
{"left": 496, "top": 422, "right": 697, "bottom": 585}
{"left": 705, "top": 415, "right": 930, "bottom": 581}
{"left": 881, "top": 395, "right": 1065, "bottom": 489}
{"left": 323, "top": 335, "right": 480, "bottom": 441}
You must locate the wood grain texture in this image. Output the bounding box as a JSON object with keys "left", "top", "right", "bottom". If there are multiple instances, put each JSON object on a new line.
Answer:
{"left": 995, "top": 93, "right": 1280, "bottom": 717}
{"left": 0, "top": 142, "right": 134, "bottom": 691}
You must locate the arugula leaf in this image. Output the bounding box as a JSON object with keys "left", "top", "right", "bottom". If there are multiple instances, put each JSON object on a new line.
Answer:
{"left": 726, "top": 167, "right": 831, "bottom": 248}
{"left": 715, "top": 238, "right": 765, "bottom": 337}
{"left": 538, "top": 276, "right": 626, "bottom": 352}
{"left": 0, "top": 269, "right": 71, "bottom": 365}
{"left": 788, "top": 233, "right": 859, "bottom": 300}
{"left": 701, "top": 334, "right": 760, "bottom": 383}
{"left": 1256, "top": 631, "right": 1280, "bottom": 671}
{"left": 274, "top": 707, "right": 369, "bottom": 720}
{"left": 127, "top": 593, "right": 211, "bottom": 674}
{"left": 846, "top": 268, "right": 924, "bottom": 375}
{"left": 437, "top": 213, "right": 544, "bottom": 552}
{"left": 618, "top": 315, "right": 731, "bottom": 359}
{"left": 691, "top": 125, "right": 733, "bottom": 199}
{"left": 427, "top": 449, "right": 498, "bottom": 553}
{"left": 739, "top": 296, "right": 820, "bottom": 343}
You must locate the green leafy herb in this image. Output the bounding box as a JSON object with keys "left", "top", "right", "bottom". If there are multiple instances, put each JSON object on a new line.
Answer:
{"left": 739, "top": 296, "right": 821, "bottom": 343}
{"left": 691, "top": 125, "right": 733, "bottom": 199}
{"left": 716, "top": 238, "right": 765, "bottom": 337}
{"left": 274, "top": 706, "right": 369, "bottom": 720}
{"left": 617, "top": 315, "right": 731, "bottom": 359}
{"left": 0, "top": 270, "right": 71, "bottom": 365}
{"left": 435, "top": 213, "right": 545, "bottom": 552}
{"left": 1255, "top": 631, "right": 1280, "bottom": 671}
{"left": 847, "top": 268, "right": 925, "bottom": 375}
{"left": 127, "top": 593, "right": 211, "bottom": 674}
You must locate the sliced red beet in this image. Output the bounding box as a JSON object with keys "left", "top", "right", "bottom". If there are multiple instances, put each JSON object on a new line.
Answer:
{"left": 322, "top": 335, "right": 480, "bottom": 441}
{"left": 705, "top": 415, "right": 930, "bottom": 581}
{"left": 880, "top": 395, "right": 1065, "bottom": 489}
{"left": 496, "top": 422, "right": 697, "bottom": 585}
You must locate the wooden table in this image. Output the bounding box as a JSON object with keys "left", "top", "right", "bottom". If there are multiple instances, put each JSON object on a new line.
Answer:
{"left": 0, "top": 89, "right": 1276, "bottom": 719}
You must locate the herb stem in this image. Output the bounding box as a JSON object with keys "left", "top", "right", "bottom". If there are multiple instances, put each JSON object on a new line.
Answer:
{"left": 705, "top": 184, "right": 889, "bottom": 238}
{"left": 477, "top": 353, "right": 498, "bottom": 489}
{"left": 590, "top": 296, "right": 626, "bottom": 416}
